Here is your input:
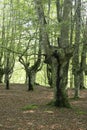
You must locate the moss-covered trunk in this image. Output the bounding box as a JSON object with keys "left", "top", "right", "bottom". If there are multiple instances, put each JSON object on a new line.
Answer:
{"left": 79, "top": 24, "right": 87, "bottom": 89}
{"left": 72, "top": 47, "right": 80, "bottom": 98}
{"left": 79, "top": 71, "right": 84, "bottom": 89}
{"left": 34, "top": 0, "right": 72, "bottom": 107}
{"left": 72, "top": 0, "right": 81, "bottom": 98}
{"left": 74, "top": 73, "right": 80, "bottom": 98}
{"left": 51, "top": 56, "right": 70, "bottom": 107}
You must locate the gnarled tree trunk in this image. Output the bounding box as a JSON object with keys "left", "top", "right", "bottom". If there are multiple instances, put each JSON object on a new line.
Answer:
{"left": 35, "top": 0, "right": 72, "bottom": 107}
{"left": 51, "top": 54, "right": 70, "bottom": 107}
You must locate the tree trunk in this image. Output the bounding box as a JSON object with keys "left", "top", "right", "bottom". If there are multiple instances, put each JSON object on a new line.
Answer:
{"left": 5, "top": 57, "right": 10, "bottom": 90}
{"left": 27, "top": 75, "right": 33, "bottom": 91}
{"left": 74, "top": 73, "right": 80, "bottom": 98}
{"left": 79, "top": 71, "right": 85, "bottom": 89}
{"left": 6, "top": 79, "right": 9, "bottom": 90}
{"left": 79, "top": 19, "right": 87, "bottom": 89}
{"left": 47, "top": 64, "right": 52, "bottom": 87}
{"left": 27, "top": 71, "right": 36, "bottom": 91}
{"left": 34, "top": 0, "right": 72, "bottom": 107}
{"left": 79, "top": 53, "right": 86, "bottom": 89}
{"left": 70, "top": 69, "right": 73, "bottom": 88}
{"left": 51, "top": 52, "right": 70, "bottom": 107}
{"left": 5, "top": 73, "right": 9, "bottom": 90}
{"left": 73, "top": 48, "right": 80, "bottom": 98}
{"left": 0, "top": 68, "right": 3, "bottom": 83}
{"left": 72, "top": 0, "right": 81, "bottom": 98}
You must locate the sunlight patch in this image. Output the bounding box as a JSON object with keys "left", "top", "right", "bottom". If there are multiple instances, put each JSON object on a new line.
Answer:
{"left": 23, "top": 110, "right": 35, "bottom": 114}
{"left": 44, "top": 110, "right": 54, "bottom": 114}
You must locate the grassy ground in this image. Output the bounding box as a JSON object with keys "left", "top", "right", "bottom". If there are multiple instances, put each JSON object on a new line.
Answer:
{"left": 0, "top": 84, "right": 87, "bottom": 130}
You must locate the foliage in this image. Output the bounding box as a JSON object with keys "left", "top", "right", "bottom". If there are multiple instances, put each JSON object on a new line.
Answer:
{"left": 22, "top": 104, "right": 38, "bottom": 110}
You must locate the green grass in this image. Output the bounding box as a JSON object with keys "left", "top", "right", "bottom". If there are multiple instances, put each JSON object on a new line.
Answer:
{"left": 22, "top": 104, "right": 38, "bottom": 110}
{"left": 72, "top": 107, "right": 87, "bottom": 115}
{"left": 75, "top": 110, "right": 87, "bottom": 115}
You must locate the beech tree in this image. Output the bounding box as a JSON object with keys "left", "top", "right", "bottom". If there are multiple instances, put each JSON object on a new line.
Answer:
{"left": 0, "top": 0, "right": 5, "bottom": 83}
{"left": 34, "top": 0, "right": 73, "bottom": 107}
{"left": 72, "top": 0, "right": 81, "bottom": 98}
{"left": 0, "top": 0, "right": 16, "bottom": 88}
{"left": 19, "top": 34, "right": 42, "bottom": 91}
{"left": 80, "top": 18, "right": 87, "bottom": 89}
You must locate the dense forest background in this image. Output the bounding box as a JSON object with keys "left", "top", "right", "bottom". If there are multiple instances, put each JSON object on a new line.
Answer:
{"left": 0, "top": 0, "right": 87, "bottom": 107}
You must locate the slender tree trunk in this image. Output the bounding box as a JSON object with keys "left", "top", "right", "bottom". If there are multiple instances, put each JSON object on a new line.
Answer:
{"left": 5, "top": 57, "right": 10, "bottom": 90}
{"left": 69, "top": 59, "right": 74, "bottom": 88}
{"left": 73, "top": 47, "right": 80, "bottom": 98}
{"left": 74, "top": 73, "right": 80, "bottom": 98}
{"left": 70, "top": 68, "right": 73, "bottom": 88}
{"left": 79, "top": 71, "right": 84, "bottom": 89}
{"left": 47, "top": 64, "right": 52, "bottom": 87}
{"left": 79, "top": 48, "right": 86, "bottom": 89}
{"left": 80, "top": 19, "right": 87, "bottom": 89}
{"left": 5, "top": 73, "right": 9, "bottom": 90}
{"left": 27, "top": 73, "right": 34, "bottom": 91}
{"left": 0, "top": 68, "right": 4, "bottom": 83}
{"left": 79, "top": 50, "right": 85, "bottom": 89}
{"left": 72, "top": 0, "right": 81, "bottom": 98}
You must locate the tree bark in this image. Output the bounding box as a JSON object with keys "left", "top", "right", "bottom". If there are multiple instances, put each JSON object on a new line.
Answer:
{"left": 0, "top": 68, "right": 4, "bottom": 83}
{"left": 34, "top": 0, "right": 72, "bottom": 107}
{"left": 51, "top": 54, "right": 70, "bottom": 107}
{"left": 47, "top": 64, "right": 52, "bottom": 87}
{"left": 79, "top": 71, "right": 84, "bottom": 89}
{"left": 5, "top": 74, "right": 9, "bottom": 90}
{"left": 5, "top": 57, "right": 10, "bottom": 90}
{"left": 27, "top": 72, "right": 34, "bottom": 91}
{"left": 19, "top": 36, "right": 41, "bottom": 91}
{"left": 72, "top": 0, "right": 81, "bottom": 98}
{"left": 80, "top": 19, "right": 87, "bottom": 89}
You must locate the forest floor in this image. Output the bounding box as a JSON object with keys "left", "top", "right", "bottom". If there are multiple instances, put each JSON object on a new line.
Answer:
{"left": 0, "top": 84, "right": 87, "bottom": 130}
